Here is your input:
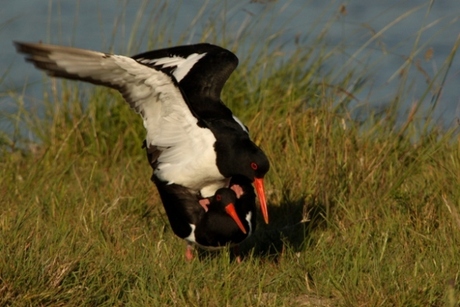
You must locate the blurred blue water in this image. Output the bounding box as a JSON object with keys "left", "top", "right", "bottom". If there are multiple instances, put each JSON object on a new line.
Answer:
{"left": 1, "top": 0, "right": 459, "bottom": 140}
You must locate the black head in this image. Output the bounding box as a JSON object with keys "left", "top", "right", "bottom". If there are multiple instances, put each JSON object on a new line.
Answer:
{"left": 215, "top": 138, "right": 270, "bottom": 224}
{"left": 211, "top": 188, "right": 237, "bottom": 209}
{"left": 216, "top": 138, "right": 269, "bottom": 180}
{"left": 210, "top": 188, "right": 247, "bottom": 234}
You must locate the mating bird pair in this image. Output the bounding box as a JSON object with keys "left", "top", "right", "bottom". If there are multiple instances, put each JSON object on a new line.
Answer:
{"left": 15, "top": 41, "right": 270, "bottom": 260}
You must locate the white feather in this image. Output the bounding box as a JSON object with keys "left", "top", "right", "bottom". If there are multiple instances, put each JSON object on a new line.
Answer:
{"left": 185, "top": 224, "right": 197, "bottom": 243}
{"left": 245, "top": 211, "right": 253, "bottom": 236}
{"left": 172, "top": 53, "right": 206, "bottom": 82}
{"left": 232, "top": 115, "right": 249, "bottom": 134}
{"left": 17, "top": 43, "right": 224, "bottom": 197}
{"left": 137, "top": 52, "right": 207, "bottom": 82}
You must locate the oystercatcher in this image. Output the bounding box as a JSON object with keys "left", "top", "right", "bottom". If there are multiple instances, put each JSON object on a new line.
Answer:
{"left": 14, "top": 42, "right": 270, "bottom": 224}
{"left": 134, "top": 44, "right": 269, "bottom": 223}
{"left": 152, "top": 174, "right": 256, "bottom": 260}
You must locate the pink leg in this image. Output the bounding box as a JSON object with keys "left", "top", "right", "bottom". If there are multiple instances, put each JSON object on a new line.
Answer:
{"left": 185, "top": 243, "right": 194, "bottom": 261}
{"left": 232, "top": 245, "right": 242, "bottom": 263}
{"left": 199, "top": 198, "right": 210, "bottom": 212}
{"left": 230, "top": 184, "right": 244, "bottom": 198}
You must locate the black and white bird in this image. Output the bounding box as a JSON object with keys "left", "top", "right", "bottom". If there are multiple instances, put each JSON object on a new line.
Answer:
{"left": 14, "top": 41, "right": 270, "bottom": 224}
{"left": 153, "top": 174, "right": 256, "bottom": 260}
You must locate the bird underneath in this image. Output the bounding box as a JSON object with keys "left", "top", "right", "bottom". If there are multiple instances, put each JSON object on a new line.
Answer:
{"left": 190, "top": 176, "right": 257, "bottom": 262}
{"left": 152, "top": 174, "right": 257, "bottom": 261}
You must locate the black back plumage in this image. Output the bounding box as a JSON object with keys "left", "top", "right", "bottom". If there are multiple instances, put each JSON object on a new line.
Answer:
{"left": 151, "top": 176, "right": 203, "bottom": 239}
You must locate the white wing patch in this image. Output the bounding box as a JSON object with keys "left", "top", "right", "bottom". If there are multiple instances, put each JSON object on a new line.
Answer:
{"left": 232, "top": 115, "right": 249, "bottom": 134}
{"left": 245, "top": 211, "right": 253, "bottom": 236}
{"left": 138, "top": 55, "right": 184, "bottom": 67}
{"left": 173, "top": 53, "right": 206, "bottom": 82}
{"left": 185, "top": 224, "right": 197, "bottom": 243}
{"left": 137, "top": 52, "right": 207, "bottom": 82}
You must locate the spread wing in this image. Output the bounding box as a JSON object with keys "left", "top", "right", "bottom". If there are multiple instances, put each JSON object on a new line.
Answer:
{"left": 14, "top": 41, "right": 214, "bottom": 170}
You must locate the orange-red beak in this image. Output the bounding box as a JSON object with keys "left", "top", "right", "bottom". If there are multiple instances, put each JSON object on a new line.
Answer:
{"left": 225, "top": 203, "right": 247, "bottom": 234}
{"left": 254, "top": 177, "right": 269, "bottom": 224}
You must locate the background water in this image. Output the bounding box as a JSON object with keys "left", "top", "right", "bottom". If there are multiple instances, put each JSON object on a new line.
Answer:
{"left": 1, "top": 0, "right": 459, "bottom": 138}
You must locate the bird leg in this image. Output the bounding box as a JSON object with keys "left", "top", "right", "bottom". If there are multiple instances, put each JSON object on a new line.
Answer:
{"left": 232, "top": 244, "right": 242, "bottom": 263}
{"left": 185, "top": 243, "right": 194, "bottom": 261}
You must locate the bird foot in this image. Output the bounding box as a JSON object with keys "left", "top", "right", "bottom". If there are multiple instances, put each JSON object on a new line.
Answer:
{"left": 230, "top": 184, "right": 244, "bottom": 198}
{"left": 198, "top": 198, "right": 210, "bottom": 212}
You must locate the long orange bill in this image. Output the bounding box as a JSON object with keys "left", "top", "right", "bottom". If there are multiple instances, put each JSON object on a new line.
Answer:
{"left": 254, "top": 178, "right": 269, "bottom": 224}
{"left": 225, "top": 203, "right": 247, "bottom": 234}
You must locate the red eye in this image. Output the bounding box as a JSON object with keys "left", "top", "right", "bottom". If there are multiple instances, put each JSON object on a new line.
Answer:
{"left": 216, "top": 194, "right": 221, "bottom": 201}
{"left": 251, "top": 162, "right": 258, "bottom": 170}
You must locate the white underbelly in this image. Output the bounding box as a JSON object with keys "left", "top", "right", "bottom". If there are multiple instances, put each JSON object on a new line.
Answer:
{"left": 154, "top": 145, "right": 227, "bottom": 197}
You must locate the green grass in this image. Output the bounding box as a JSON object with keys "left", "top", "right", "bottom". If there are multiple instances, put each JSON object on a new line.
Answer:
{"left": 2, "top": 1, "right": 460, "bottom": 306}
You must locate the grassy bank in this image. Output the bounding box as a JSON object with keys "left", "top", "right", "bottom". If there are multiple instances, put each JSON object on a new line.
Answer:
{"left": 2, "top": 3, "right": 460, "bottom": 306}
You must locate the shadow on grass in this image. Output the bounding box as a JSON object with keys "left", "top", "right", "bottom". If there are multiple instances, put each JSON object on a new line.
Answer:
{"left": 142, "top": 191, "right": 332, "bottom": 263}
{"left": 237, "top": 197, "right": 330, "bottom": 262}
